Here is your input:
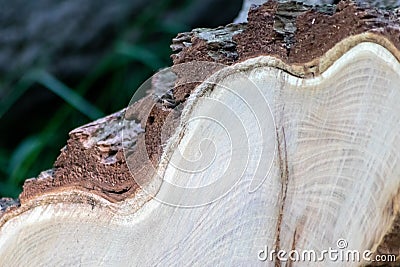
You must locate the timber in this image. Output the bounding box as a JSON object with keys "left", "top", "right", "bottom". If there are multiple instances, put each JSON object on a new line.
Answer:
{"left": 1, "top": 1, "right": 400, "bottom": 266}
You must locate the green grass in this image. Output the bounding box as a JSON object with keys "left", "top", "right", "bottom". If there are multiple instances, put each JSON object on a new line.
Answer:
{"left": 0, "top": 0, "right": 191, "bottom": 198}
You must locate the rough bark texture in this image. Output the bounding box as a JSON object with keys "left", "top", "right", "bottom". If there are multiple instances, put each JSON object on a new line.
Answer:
{"left": 174, "top": 0, "right": 400, "bottom": 67}
{"left": 1, "top": 1, "right": 400, "bottom": 265}
{"left": 3, "top": 0, "right": 400, "bottom": 212}
{"left": 20, "top": 111, "right": 143, "bottom": 203}
{"left": 235, "top": 0, "right": 400, "bottom": 23}
{"left": 0, "top": 198, "right": 19, "bottom": 214}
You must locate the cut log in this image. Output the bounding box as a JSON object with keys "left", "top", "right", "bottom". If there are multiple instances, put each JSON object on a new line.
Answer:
{"left": 1, "top": 1, "right": 400, "bottom": 266}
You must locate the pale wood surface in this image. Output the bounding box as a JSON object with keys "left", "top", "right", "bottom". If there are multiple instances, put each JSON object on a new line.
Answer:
{"left": 0, "top": 39, "right": 399, "bottom": 266}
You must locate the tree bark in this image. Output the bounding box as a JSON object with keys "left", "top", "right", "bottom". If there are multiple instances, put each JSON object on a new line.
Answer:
{"left": 1, "top": 1, "right": 400, "bottom": 266}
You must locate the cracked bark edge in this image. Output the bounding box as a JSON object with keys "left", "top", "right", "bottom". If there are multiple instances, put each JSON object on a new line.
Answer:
{"left": 2, "top": 2, "right": 400, "bottom": 248}
{"left": 172, "top": 1, "right": 400, "bottom": 69}
{"left": 0, "top": 71, "right": 176, "bottom": 218}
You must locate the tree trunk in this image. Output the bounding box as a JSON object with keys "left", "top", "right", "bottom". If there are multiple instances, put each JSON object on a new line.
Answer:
{"left": 1, "top": 1, "right": 400, "bottom": 266}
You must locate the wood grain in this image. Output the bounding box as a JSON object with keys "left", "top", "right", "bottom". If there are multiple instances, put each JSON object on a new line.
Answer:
{"left": 1, "top": 40, "right": 399, "bottom": 266}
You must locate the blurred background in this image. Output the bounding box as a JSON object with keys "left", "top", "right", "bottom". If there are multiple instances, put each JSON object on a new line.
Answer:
{"left": 0, "top": 0, "right": 243, "bottom": 198}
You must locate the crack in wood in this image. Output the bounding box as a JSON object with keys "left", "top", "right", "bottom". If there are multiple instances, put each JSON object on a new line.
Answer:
{"left": 274, "top": 125, "right": 290, "bottom": 267}
{"left": 287, "top": 228, "right": 297, "bottom": 267}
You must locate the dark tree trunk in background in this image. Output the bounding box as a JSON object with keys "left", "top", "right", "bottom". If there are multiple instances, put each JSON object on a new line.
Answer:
{"left": 0, "top": 0, "right": 242, "bottom": 172}
{"left": 0, "top": 0, "right": 242, "bottom": 80}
